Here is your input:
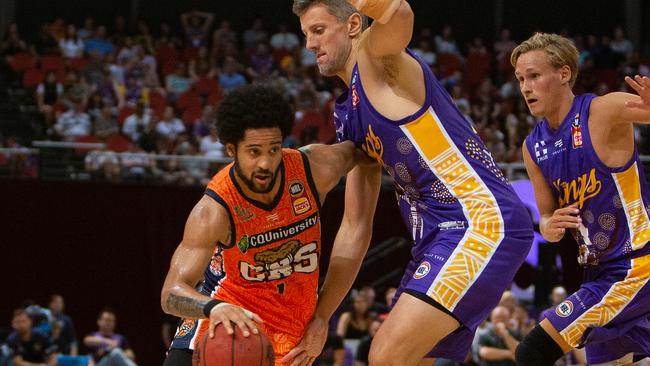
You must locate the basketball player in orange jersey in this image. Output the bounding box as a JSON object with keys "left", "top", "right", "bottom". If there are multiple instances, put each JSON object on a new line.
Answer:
{"left": 160, "top": 85, "right": 374, "bottom": 366}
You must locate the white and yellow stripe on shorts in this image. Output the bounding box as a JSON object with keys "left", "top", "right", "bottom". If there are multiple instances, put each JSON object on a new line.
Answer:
{"left": 612, "top": 162, "right": 650, "bottom": 251}
{"left": 560, "top": 254, "right": 650, "bottom": 347}
{"left": 401, "top": 107, "right": 504, "bottom": 311}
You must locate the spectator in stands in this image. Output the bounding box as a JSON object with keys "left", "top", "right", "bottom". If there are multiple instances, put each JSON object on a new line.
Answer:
{"left": 270, "top": 23, "right": 300, "bottom": 55}
{"left": 59, "top": 24, "right": 84, "bottom": 59}
{"left": 89, "top": 96, "right": 119, "bottom": 139}
{"left": 61, "top": 71, "right": 91, "bottom": 108}
{"left": 0, "top": 23, "right": 27, "bottom": 56}
{"left": 165, "top": 62, "right": 193, "bottom": 102}
{"left": 337, "top": 293, "right": 374, "bottom": 340}
{"left": 155, "top": 106, "right": 186, "bottom": 141}
{"left": 85, "top": 25, "right": 114, "bottom": 58}
{"left": 54, "top": 101, "right": 91, "bottom": 140}
{"left": 6, "top": 309, "right": 57, "bottom": 366}
{"left": 36, "top": 71, "right": 64, "bottom": 126}
{"left": 199, "top": 125, "right": 224, "bottom": 158}
{"left": 122, "top": 101, "right": 152, "bottom": 142}
{"left": 313, "top": 332, "right": 345, "bottom": 366}
{"left": 247, "top": 43, "right": 277, "bottom": 81}
{"left": 211, "top": 20, "right": 237, "bottom": 57}
{"left": 355, "top": 315, "right": 385, "bottom": 366}
{"left": 383, "top": 287, "right": 397, "bottom": 309}
{"left": 84, "top": 308, "right": 137, "bottom": 366}
{"left": 191, "top": 105, "right": 214, "bottom": 139}
{"left": 48, "top": 294, "right": 78, "bottom": 355}
{"left": 218, "top": 56, "right": 246, "bottom": 93}
{"left": 111, "top": 16, "right": 128, "bottom": 45}
{"left": 511, "top": 304, "right": 534, "bottom": 337}
{"left": 242, "top": 18, "right": 268, "bottom": 51}
{"left": 358, "top": 286, "right": 389, "bottom": 315}
{"left": 77, "top": 17, "right": 96, "bottom": 40}
{"left": 434, "top": 24, "right": 461, "bottom": 57}
{"left": 181, "top": 10, "right": 214, "bottom": 49}
{"left": 476, "top": 306, "right": 521, "bottom": 366}
{"left": 610, "top": 26, "right": 633, "bottom": 59}
{"left": 413, "top": 39, "right": 436, "bottom": 67}
{"left": 34, "top": 23, "right": 58, "bottom": 55}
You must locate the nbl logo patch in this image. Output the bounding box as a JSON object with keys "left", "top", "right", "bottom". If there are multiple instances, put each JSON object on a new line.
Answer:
{"left": 555, "top": 300, "right": 574, "bottom": 318}
{"left": 413, "top": 261, "right": 431, "bottom": 279}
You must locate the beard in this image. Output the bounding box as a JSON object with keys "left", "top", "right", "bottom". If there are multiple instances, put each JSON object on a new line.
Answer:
{"left": 234, "top": 158, "right": 280, "bottom": 194}
{"left": 317, "top": 43, "right": 351, "bottom": 77}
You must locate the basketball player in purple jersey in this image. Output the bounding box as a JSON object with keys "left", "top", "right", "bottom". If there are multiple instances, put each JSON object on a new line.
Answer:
{"left": 513, "top": 33, "right": 650, "bottom": 365}
{"left": 285, "top": 1, "right": 534, "bottom": 365}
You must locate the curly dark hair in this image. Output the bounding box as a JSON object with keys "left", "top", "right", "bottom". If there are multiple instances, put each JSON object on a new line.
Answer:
{"left": 216, "top": 85, "right": 294, "bottom": 146}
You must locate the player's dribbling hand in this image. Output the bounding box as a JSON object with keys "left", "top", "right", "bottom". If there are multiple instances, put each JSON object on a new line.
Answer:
{"left": 282, "top": 315, "right": 328, "bottom": 366}
{"left": 208, "top": 303, "right": 263, "bottom": 338}
{"left": 543, "top": 204, "right": 581, "bottom": 242}
{"left": 624, "top": 75, "right": 650, "bottom": 110}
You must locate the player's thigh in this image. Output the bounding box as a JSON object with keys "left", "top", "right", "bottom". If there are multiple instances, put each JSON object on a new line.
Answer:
{"left": 371, "top": 292, "right": 460, "bottom": 361}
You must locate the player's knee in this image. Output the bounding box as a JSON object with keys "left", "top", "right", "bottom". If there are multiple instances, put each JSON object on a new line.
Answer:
{"left": 515, "top": 325, "right": 565, "bottom": 366}
{"left": 368, "top": 337, "right": 398, "bottom": 366}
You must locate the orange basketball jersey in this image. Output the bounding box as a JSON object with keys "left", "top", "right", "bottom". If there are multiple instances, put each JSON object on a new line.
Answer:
{"left": 196, "top": 149, "right": 321, "bottom": 356}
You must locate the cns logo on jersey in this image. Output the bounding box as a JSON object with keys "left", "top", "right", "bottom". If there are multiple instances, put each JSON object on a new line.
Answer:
{"left": 239, "top": 240, "right": 318, "bottom": 282}
{"left": 555, "top": 300, "right": 574, "bottom": 317}
{"left": 413, "top": 261, "right": 431, "bottom": 279}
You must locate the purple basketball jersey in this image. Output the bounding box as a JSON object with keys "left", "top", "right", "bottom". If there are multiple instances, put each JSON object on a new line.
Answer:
{"left": 525, "top": 94, "right": 650, "bottom": 265}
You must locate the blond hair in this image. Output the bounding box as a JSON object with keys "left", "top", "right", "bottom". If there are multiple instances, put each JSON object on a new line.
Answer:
{"left": 510, "top": 32, "right": 579, "bottom": 87}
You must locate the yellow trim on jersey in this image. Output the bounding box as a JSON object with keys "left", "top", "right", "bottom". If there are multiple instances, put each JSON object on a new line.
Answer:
{"left": 401, "top": 107, "right": 504, "bottom": 311}
{"left": 560, "top": 254, "right": 650, "bottom": 347}
{"left": 612, "top": 162, "right": 650, "bottom": 251}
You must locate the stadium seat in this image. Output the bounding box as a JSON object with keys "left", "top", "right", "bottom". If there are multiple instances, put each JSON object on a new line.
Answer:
{"left": 56, "top": 355, "right": 91, "bottom": 366}
{"left": 23, "top": 68, "right": 44, "bottom": 89}
{"left": 8, "top": 52, "right": 36, "bottom": 72}
{"left": 105, "top": 134, "right": 130, "bottom": 152}
{"left": 40, "top": 55, "right": 65, "bottom": 73}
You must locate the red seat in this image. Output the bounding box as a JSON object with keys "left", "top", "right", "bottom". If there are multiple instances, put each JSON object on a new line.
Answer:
{"left": 195, "top": 77, "right": 220, "bottom": 96}
{"left": 67, "top": 57, "right": 89, "bottom": 71}
{"left": 23, "top": 68, "right": 44, "bottom": 89}
{"left": 41, "top": 55, "right": 65, "bottom": 73}
{"left": 74, "top": 135, "right": 99, "bottom": 155}
{"left": 206, "top": 91, "right": 224, "bottom": 106}
{"left": 437, "top": 53, "right": 461, "bottom": 77}
{"left": 176, "top": 89, "right": 201, "bottom": 111}
{"left": 181, "top": 107, "right": 202, "bottom": 126}
{"left": 105, "top": 134, "right": 130, "bottom": 152}
{"left": 9, "top": 52, "right": 36, "bottom": 72}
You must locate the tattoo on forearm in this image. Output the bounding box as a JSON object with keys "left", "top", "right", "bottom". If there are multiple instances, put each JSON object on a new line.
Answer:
{"left": 166, "top": 293, "right": 209, "bottom": 318}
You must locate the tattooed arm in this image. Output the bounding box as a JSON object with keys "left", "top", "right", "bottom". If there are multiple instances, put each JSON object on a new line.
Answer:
{"left": 161, "top": 195, "right": 228, "bottom": 319}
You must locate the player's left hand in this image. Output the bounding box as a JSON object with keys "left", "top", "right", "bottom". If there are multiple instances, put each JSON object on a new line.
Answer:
{"left": 624, "top": 75, "right": 650, "bottom": 110}
{"left": 282, "top": 315, "right": 328, "bottom": 366}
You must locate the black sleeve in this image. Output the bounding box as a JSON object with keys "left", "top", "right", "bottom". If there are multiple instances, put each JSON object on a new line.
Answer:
{"left": 330, "top": 334, "right": 344, "bottom": 350}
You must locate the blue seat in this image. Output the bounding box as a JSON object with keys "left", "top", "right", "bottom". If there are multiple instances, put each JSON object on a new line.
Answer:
{"left": 56, "top": 355, "right": 91, "bottom": 366}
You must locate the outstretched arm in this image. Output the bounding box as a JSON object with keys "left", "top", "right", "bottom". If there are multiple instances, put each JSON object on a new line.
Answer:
{"left": 591, "top": 75, "right": 650, "bottom": 125}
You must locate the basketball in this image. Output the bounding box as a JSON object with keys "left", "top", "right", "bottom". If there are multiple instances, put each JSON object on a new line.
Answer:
{"left": 193, "top": 325, "right": 274, "bottom": 366}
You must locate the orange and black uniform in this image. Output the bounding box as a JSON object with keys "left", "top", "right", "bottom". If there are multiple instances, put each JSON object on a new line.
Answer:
{"left": 168, "top": 149, "right": 322, "bottom": 364}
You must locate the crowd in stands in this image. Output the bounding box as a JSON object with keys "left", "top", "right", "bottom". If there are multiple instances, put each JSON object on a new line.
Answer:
{"left": 1, "top": 12, "right": 649, "bottom": 184}
{"left": 3, "top": 284, "right": 575, "bottom": 366}
{"left": 1, "top": 295, "right": 137, "bottom": 366}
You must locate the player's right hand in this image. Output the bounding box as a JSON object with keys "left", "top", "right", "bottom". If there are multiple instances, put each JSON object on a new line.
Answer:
{"left": 208, "top": 303, "right": 263, "bottom": 338}
{"left": 542, "top": 204, "right": 581, "bottom": 242}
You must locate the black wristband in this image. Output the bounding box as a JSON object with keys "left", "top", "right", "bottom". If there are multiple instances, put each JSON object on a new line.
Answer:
{"left": 202, "top": 299, "right": 223, "bottom": 318}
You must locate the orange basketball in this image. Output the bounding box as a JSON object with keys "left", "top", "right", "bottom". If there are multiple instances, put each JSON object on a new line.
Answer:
{"left": 194, "top": 325, "right": 274, "bottom": 366}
